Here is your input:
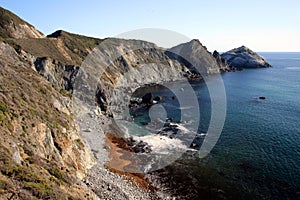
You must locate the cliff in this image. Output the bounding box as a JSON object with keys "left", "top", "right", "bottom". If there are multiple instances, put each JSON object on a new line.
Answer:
{"left": 0, "top": 6, "right": 268, "bottom": 200}
{"left": 0, "top": 7, "right": 96, "bottom": 199}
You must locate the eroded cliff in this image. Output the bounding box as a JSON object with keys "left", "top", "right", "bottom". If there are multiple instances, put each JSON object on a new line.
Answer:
{"left": 0, "top": 5, "right": 244, "bottom": 200}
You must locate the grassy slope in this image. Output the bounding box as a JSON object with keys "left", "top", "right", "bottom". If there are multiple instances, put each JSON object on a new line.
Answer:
{"left": 2, "top": 30, "right": 105, "bottom": 66}
{"left": 47, "top": 30, "right": 104, "bottom": 65}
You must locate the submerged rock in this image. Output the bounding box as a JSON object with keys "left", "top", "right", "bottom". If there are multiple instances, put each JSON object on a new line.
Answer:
{"left": 133, "top": 141, "right": 151, "bottom": 153}
{"left": 141, "top": 92, "right": 153, "bottom": 105}
{"left": 154, "top": 96, "right": 163, "bottom": 102}
{"left": 221, "top": 46, "right": 272, "bottom": 68}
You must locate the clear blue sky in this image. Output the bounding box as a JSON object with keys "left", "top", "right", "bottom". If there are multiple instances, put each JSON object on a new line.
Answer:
{"left": 1, "top": 0, "right": 299, "bottom": 52}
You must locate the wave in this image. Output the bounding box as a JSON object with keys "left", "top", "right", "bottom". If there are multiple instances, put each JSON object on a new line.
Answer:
{"left": 134, "top": 134, "right": 191, "bottom": 154}
{"left": 196, "top": 133, "right": 207, "bottom": 137}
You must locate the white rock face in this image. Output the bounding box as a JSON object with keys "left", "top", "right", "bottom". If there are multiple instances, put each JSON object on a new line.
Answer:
{"left": 0, "top": 42, "right": 20, "bottom": 63}
{"left": 221, "top": 46, "right": 272, "bottom": 68}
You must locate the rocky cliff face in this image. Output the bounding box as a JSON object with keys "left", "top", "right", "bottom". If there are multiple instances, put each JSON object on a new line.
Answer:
{"left": 221, "top": 46, "right": 272, "bottom": 68}
{"left": 75, "top": 37, "right": 231, "bottom": 119}
{"left": 167, "top": 39, "right": 231, "bottom": 75}
{"left": 212, "top": 50, "right": 232, "bottom": 72}
{"left": 0, "top": 7, "right": 96, "bottom": 199}
{"left": 80, "top": 38, "right": 191, "bottom": 117}
{"left": 0, "top": 41, "right": 97, "bottom": 199}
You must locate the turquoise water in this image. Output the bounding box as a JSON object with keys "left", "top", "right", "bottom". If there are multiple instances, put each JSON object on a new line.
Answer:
{"left": 131, "top": 53, "right": 300, "bottom": 199}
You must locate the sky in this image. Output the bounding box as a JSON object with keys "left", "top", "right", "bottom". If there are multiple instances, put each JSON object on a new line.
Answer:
{"left": 1, "top": 0, "right": 300, "bottom": 52}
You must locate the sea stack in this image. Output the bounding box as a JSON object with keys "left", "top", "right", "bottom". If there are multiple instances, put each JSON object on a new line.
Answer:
{"left": 221, "top": 46, "right": 272, "bottom": 69}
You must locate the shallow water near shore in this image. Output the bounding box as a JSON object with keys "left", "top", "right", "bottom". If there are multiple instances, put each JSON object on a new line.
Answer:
{"left": 123, "top": 53, "right": 300, "bottom": 199}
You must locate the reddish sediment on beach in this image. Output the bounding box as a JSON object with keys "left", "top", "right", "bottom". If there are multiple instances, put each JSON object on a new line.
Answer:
{"left": 104, "top": 133, "right": 156, "bottom": 192}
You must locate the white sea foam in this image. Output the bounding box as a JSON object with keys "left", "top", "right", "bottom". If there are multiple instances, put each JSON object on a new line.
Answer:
{"left": 180, "top": 106, "right": 193, "bottom": 110}
{"left": 169, "top": 122, "right": 191, "bottom": 134}
{"left": 197, "top": 133, "right": 207, "bottom": 137}
{"left": 116, "top": 119, "right": 197, "bottom": 155}
{"left": 134, "top": 134, "right": 190, "bottom": 154}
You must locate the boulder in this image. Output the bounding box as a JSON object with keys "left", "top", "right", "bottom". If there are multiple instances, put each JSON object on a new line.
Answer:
{"left": 154, "top": 96, "right": 163, "bottom": 101}
{"left": 133, "top": 141, "right": 151, "bottom": 153}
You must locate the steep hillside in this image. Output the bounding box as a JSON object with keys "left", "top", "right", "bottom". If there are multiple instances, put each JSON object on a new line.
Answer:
{"left": 0, "top": 41, "right": 95, "bottom": 199}
{"left": 0, "top": 29, "right": 105, "bottom": 93}
{"left": 0, "top": 7, "right": 43, "bottom": 39}
{"left": 47, "top": 30, "right": 104, "bottom": 65}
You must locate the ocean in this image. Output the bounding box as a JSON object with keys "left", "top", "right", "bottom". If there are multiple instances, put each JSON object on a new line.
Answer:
{"left": 123, "top": 53, "right": 300, "bottom": 199}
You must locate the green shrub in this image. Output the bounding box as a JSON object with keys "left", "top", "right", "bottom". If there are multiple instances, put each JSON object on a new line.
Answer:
{"left": 0, "top": 102, "right": 7, "bottom": 113}
{"left": 24, "top": 182, "right": 54, "bottom": 198}
{"left": 12, "top": 112, "right": 19, "bottom": 118}
{"left": 52, "top": 120, "right": 59, "bottom": 128}
{"left": 22, "top": 125, "right": 27, "bottom": 133}
{"left": 48, "top": 166, "right": 63, "bottom": 180}
{"left": 0, "top": 179, "right": 11, "bottom": 191}
{"left": 0, "top": 114, "right": 4, "bottom": 122}
{"left": 37, "top": 86, "right": 47, "bottom": 94}
{"left": 47, "top": 166, "right": 73, "bottom": 184}
{"left": 0, "top": 180, "right": 4, "bottom": 189}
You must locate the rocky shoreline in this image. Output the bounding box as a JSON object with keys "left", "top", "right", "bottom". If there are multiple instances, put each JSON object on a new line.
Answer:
{"left": 83, "top": 132, "right": 158, "bottom": 200}
{"left": 84, "top": 163, "right": 153, "bottom": 200}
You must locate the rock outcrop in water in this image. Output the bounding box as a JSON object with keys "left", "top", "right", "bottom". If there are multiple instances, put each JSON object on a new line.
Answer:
{"left": 221, "top": 46, "right": 272, "bottom": 68}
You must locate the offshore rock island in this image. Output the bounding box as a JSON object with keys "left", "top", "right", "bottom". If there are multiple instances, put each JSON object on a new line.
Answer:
{"left": 221, "top": 45, "right": 272, "bottom": 69}
{"left": 0, "top": 6, "right": 272, "bottom": 199}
